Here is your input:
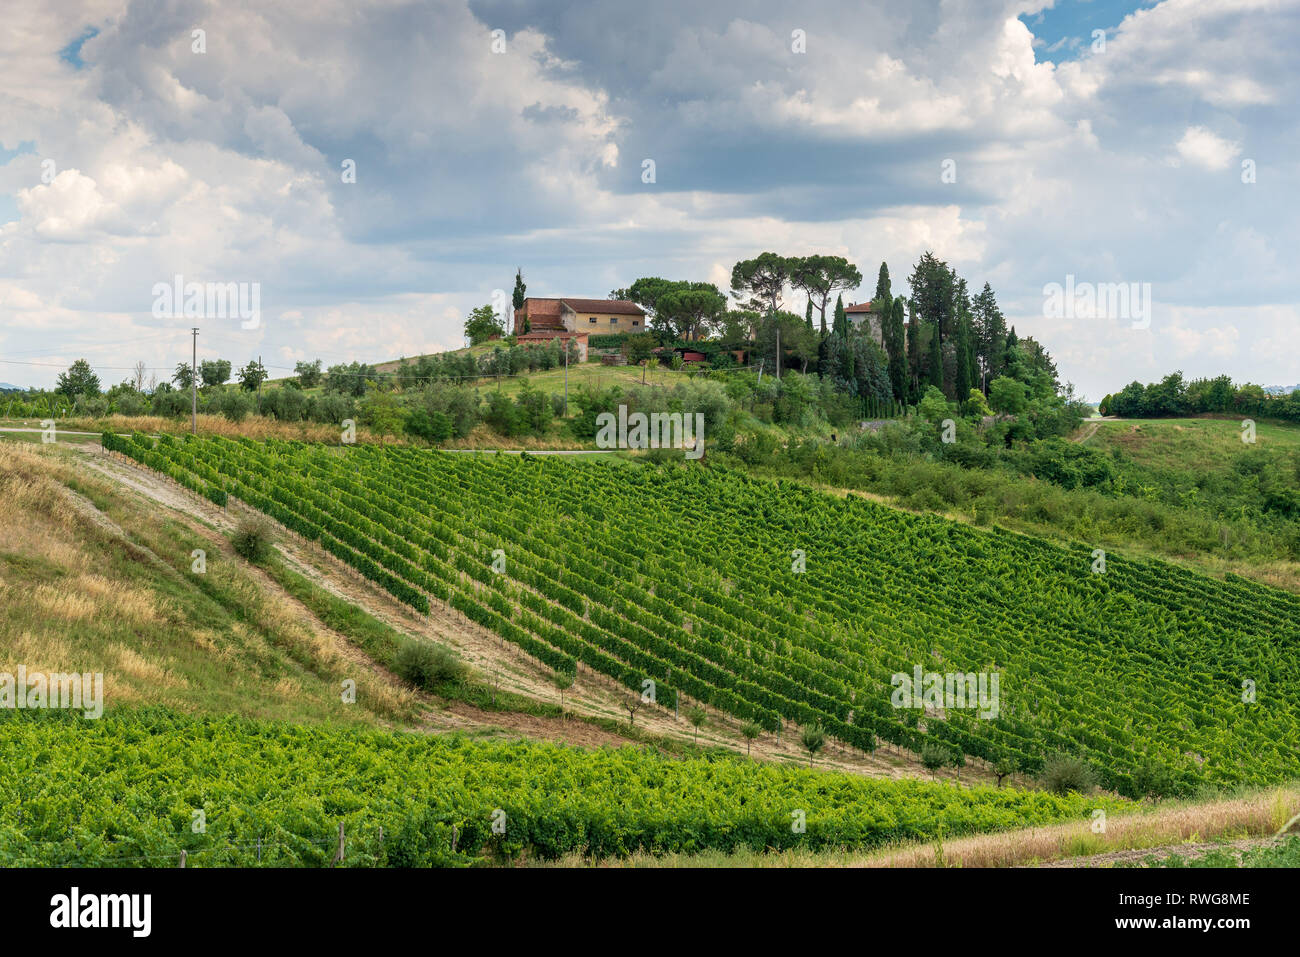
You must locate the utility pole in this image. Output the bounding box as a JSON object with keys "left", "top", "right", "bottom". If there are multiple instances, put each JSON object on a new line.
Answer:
{"left": 257, "top": 354, "right": 263, "bottom": 413}
{"left": 563, "top": 339, "right": 569, "bottom": 416}
{"left": 191, "top": 327, "right": 199, "bottom": 435}
{"left": 775, "top": 323, "right": 781, "bottom": 380}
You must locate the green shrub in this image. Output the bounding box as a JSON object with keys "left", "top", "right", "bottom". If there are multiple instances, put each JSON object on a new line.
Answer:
{"left": 1132, "top": 757, "right": 1182, "bottom": 798}
{"left": 231, "top": 517, "right": 274, "bottom": 563}
{"left": 1041, "top": 753, "right": 1098, "bottom": 795}
{"left": 406, "top": 407, "right": 454, "bottom": 443}
{"left": 393, "top": 641, "right": 468, "bottom": 691}
{"left": 921, "top": 741, "right": 954, "bottom": 775}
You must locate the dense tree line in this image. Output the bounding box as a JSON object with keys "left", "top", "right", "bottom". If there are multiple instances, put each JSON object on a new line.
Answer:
{"left": 1100, "top": 372, "right": 1300, "bottom": 422}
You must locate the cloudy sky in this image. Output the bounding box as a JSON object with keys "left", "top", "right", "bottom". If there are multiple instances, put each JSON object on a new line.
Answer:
{"left": 1, "top": 0, "right": 1296, "bottom": 398}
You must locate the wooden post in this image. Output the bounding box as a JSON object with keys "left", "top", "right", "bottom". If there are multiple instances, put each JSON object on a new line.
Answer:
{"left": 178, "top": 850, "right": 187, "bottom": 868}
{"left": 332, "top": 822, "right": 345, "bottom": 866}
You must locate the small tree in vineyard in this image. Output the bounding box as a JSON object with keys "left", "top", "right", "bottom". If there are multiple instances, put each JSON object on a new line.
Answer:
{"left": 800, "top": 725, "right": 827, "bottom": 767}
{"left": 921, "top": 742, "right": 952, "bottom": 779}
{"left": 993, "top": 756, "right": 1016, "bottom": 788}
{"left": 687, "top": 705, "right": 707, "bottom": 745}
{"left": 552, "top": 670, "right": 574, "bottom": 717}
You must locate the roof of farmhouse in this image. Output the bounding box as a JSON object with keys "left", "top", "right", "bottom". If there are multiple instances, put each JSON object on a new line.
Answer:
{"left": 521, "top": 297, "right": 645, "bottom": 316}
{"left": 844, "top": 301, "right": 882, "bottom": 314}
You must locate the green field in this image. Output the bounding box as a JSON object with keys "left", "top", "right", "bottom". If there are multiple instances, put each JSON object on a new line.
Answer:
{"left": 466, "top": 359, "right": 693, "bottom": 399}
{"left": 0, "top": 709, "right": 1122, "bottom": 866}
{"left": 104, "top": 432, "right": 1300, "bottom": 798}
{"left": 1084, "top": 416, "right": 1300, "bottom": 464}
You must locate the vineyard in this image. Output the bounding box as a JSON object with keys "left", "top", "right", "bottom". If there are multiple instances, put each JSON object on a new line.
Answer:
{"left": 0, "top": 709, "right": 1120, "bottom": 865}
{"left": 102, "top": 432, "right": 1300, "bottom": 797}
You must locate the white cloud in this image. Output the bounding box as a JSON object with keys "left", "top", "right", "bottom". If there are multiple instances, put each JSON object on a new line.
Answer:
{"left": 1173, "top": 126, "right": 1241, "bottom": 171}
{"left": 0, "top": 0, "right": 1296, "bottom": 401}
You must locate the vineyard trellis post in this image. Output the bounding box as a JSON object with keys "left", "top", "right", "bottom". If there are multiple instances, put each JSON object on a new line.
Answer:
{"left": 331, "top": 822, "right": 345, "bottom": 866}
{"left": 191, "top": 327, "right": 199, "bottom": 436}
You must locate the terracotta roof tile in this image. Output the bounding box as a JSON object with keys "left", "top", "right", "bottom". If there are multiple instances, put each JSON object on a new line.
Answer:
{"left": 560, "top": 298, "right": 645, "bottom": 316}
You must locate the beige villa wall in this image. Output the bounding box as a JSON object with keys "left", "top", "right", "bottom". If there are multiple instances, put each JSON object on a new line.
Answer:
{"left": 562, "top": 308, "right": 645, "bottom": 334}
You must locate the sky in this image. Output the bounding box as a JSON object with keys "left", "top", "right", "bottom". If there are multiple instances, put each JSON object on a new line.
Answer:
{"left": 1, "top": 0, "right": 1296, "bottom": 399}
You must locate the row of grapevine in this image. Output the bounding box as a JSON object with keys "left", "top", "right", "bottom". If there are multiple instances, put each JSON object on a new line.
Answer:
{"left": 111, "top": 434, "right": 1300, "bottom": 796}
{"left": 0, "top": 709, "right": 1125, "bottom": 865}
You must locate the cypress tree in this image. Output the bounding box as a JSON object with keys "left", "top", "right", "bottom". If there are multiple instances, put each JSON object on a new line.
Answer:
{"left": 906, "top": 303, "right": 922, "bottom": 403}
{"left": 954, "top": 314, "right": 971, "bottom": 400}
{"left": 513, "top": 268, "right": 528, "bottom": 333}
{"left": 928, "top": 319, "right": 944, "bottom": 392}
{"left": 885, "top": 296, "right": 907, "bottom": 401}
{"left": 834, "top": 295, "right": 855, "bottom": 384}
{"left": 873, "top": 261, "right": 891, "bottom": 306}
{"left": 966, "top": 315, "right": 980, "bottom": 395}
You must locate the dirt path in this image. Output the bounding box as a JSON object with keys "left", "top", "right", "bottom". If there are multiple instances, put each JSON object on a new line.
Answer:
{"left": 1039, "top": 836, "right": 1285, "bottom": 868}
{"left": 69, "top": 445, "right": 989, "bottom": 781}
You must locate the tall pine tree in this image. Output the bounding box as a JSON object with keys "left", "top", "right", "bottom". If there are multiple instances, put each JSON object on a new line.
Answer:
{"left": 971, "top": 282, "right": 1006, "bottom": 389}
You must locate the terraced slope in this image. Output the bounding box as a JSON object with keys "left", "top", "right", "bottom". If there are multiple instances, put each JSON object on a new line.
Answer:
{"left": 104, "top": 433, "right": 1300, "bottom": 796}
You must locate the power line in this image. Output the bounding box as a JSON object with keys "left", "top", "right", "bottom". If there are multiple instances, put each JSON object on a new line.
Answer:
{"left": 0, "top": 330, "right": 180, "bottom": 357}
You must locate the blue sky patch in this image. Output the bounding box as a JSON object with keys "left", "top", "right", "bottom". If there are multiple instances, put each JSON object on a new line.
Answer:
{"left": 1019, "top": 0, "right": 1157, "bottom": 63}
{"left": 59, "top": 27, "right": 99, "bottom": 70}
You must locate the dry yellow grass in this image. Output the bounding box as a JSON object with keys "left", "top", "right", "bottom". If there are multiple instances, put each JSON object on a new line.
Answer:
{"left": 538, "top": 786, "right": 1300, "bottom": 868}
{"left": 64, "top": 413, "right": 394, "bottom": 445}
{"left": 0, "top": 629, "right": 77, "bottom": 675}
{"left": 451, "top": 424, "right": 595, "bottom": 451}
{"left": 0, "top": 439, "right": 418, "bottom": 724}
{"left": 0, "top": 444, "right": 81, "bottom": 526}
{"left": 855, "top": 787, "right": 1300, "bottom": 867}
{"left": 28, "top": 576, "right": 158, "bottom": 625}
{"left": 558, "top": 789, "right": 1292, "bottom": 870}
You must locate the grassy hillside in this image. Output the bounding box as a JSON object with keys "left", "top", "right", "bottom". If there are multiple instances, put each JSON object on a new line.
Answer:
{"left": 1083, "top": 415, "right": 1300, "bottom": 468}
{"left": 0, "top": 442, "right": 415, "bottom": 724}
